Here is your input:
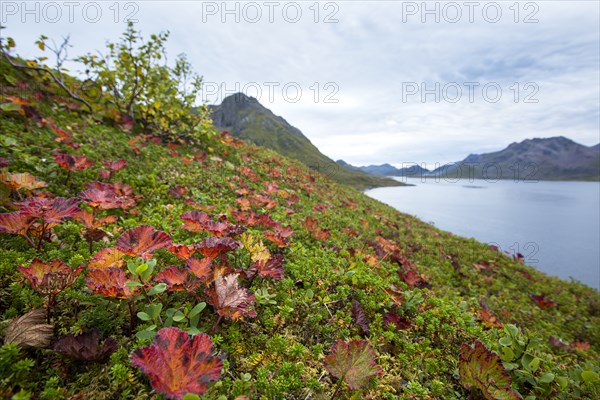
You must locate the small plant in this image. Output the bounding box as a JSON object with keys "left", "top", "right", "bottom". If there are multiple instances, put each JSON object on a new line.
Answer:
{"left": 0, "top": 196, "right": 80, "bottom": 252}
{"left": 130, "top": 327, "right": 222, "bottom": 399}
{"left": 53, "top": 153, "right": 94, "bottom": 184}
{"left": 0, "top": 171, "right": 47, "bottom": 198}
{"left": 459, "top": 339, "right": 521, "bottom": 400}
{"left": 254, "top": 289, "right": 277, "bottom": 306}
{"left": 136, "top": 301, "right": 207, "bottom": 340}
{"left": 206, "top": 270, "right": 257, "bottom": 333}
{"left": 52, "top": 330, "right": 118, "bottom": 362}
{"left": 18, "top": 258, "right": 84, "bottom": 321}
{"left": 324, "top": 340, "right": 383, "bottom": 398}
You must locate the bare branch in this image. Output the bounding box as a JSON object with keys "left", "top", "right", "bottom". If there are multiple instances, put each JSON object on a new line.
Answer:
{"left": 1, "top": 50, "right": 94, "bottom": 114}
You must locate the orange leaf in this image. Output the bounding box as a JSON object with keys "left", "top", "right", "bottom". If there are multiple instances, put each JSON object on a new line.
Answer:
{"left": 86, "top": 267, "right": 138, "bottom": 299}
{"left": 89, "top": 247, "right": 126, "bottom": 270}
{"left": 116, "top": 225, "right": 172, "bottom": 260}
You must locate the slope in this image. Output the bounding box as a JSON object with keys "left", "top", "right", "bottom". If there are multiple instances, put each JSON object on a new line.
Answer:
{"left": 0, "top": 59, "right": 599, "bottom": 399}
{"left": 209, "top": 93, "right": 404, "bottom": 189}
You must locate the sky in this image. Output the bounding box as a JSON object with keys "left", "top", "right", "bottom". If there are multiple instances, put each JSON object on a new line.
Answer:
{"left": 2, "top": 0, "right": 599, "bottom": 167}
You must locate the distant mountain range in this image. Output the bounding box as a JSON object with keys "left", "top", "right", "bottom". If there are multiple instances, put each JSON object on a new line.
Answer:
{"left": 341, "top": 137, "right": 600, "bottom": 181}
{"left": 209, "top": 93, "right": 404, "bottom": 189}
{"left": 209, "top": 94, "right": 598, "bottom": 183}
{"left": 337, "top": 161, "right": 430, "bottom": 177}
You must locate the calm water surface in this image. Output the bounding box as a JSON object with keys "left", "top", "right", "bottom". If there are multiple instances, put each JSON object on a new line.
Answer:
{"left": 365, "top": 178, "right": 600, "bottom": 290}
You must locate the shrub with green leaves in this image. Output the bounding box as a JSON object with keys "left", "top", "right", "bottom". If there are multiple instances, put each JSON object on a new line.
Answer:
{"left": 77, "top": 22, "right": 210, "bottom": 144}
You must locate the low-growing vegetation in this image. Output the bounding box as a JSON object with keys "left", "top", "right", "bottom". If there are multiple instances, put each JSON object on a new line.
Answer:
{"left": 0, "top": 26, "right": 598, "bottom": 400}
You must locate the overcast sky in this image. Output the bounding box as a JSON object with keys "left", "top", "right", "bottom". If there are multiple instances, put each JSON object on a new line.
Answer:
{"left": 2, "top": 1, "right": 599, "bottom": 166}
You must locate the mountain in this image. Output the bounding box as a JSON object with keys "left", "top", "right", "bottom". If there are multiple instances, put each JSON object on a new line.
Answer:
{"left": 209, "top": 93, "right": 404, "bottom": 189}
{"left": 340, "top": 137, "right": 599, "bottom": 181}
{"left": 429, "top": 137, "right": 600, "bottom": 181}
{"left": 339, "top": 162, "right": 430, "bottom": 177}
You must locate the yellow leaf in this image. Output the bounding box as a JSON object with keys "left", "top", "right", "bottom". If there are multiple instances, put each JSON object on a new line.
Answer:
{"left": 240, "top": 233, "right": 270, "bottom": 264}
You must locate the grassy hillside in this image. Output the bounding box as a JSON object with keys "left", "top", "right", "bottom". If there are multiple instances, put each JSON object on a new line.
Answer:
{"left": 0, "top": 60, "right": 599, "bottom": 400}
{"left": 209, "top": 93, "right": 404, "bottom": 190}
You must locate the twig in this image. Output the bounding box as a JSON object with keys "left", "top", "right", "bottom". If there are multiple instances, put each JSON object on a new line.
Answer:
{"left": 323, "top": 300, "right": 338, "bottom": 320}
{"left": 210, "top": 315, "right": 223, "bottom": 335}
{"left": 303, "top": 371, "right": 327, "bottom": 400}
{"left": 1, "top": 51, "right": 94, "bottom": 113}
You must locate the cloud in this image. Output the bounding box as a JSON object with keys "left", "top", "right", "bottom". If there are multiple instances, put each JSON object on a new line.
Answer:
{"left": 3, "top": 1, "right": 598, "bottom": 165}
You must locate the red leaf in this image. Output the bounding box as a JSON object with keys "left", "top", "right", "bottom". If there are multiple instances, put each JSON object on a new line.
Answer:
{"left": 53, "top": 330, "right": 118, "bottom": 362}
{"left": 548, "top": 336, "right": 591, "bottom": 352}
{"left": 116, "top": 225, "right": 172, "bottom": 259}
{"left": 116, "top": 112, "right": 134, "bottom": 132}
{"left": 473, "top": 260, "right": 496, "bottom": 272}
{"left": 264, "top": 224, "right": 294, "bottom": 248}
{"left": 529, "top": 294, "right": 558, "bottom": 309}
{"left": 206, "top": 272, "right": 256, "bottom": 320}
{"left": 48, "top": 123, "right": 71, "bottom": 139}
{"left": 249, "top": 193, "right": 277, "bottom": 209}
{"left": 324, "top": 340, "right": 383, "bottom": 390}
{"left": 154, "top": 266, "right": 199, "bottom": 292}
{"left": 180, "top": 211, "right": 246, "bottom": 237}
{"left": 548, "top": 336, "right": 570, "bottom": 350}
{"left": 251, "top": 254, "right": 285, "bottom": 280}
{"left": 54, "top": 153, "right": 94, "bottom": 171}
{"left": 570, "top": 341, "right": 590, "bottom": 351}
{"left": 73, "top": 209, "right": 117, "bottom": 230}
{"left": 478, "top": 308, "right": 503, "bottom": 329}
{"left": 398, "top": 270, "right": 431, "bottom": 289}
{"left": 166, "top": 244, "right": 196, "bottom": 260}
{"left": 231, "top": 210, "right": 260, "bottom": 227}
{"left": 383, "top": 312, "right": 411, "bottom": 330}
{"left": 168, "top": 185, "right": 187, "bottom": 198}
{"left": 195, "top": 237, "right": 239, "bottom": 259}
{"left": 86, "top": 267, "right": 138, "bottom": 298}
{"left": 1, "top": 172, "right": 48, "bottom": 191}
{"left": 17, "top": 197, "right": 80, "bottom": 225}
{"left": 98, "top": 170, "right": 112, "bottom": 180}
{"left": 302, "top": 216, "right": 331, "bottom": 241}
{"left": 42, "top": 198, "right": 81, "bottom": 224}
{"left": 86, "top": 181, "right": 138, "bottom": 198}
{"left": 130, "top": 328, "right": 222, "bottom": 399}
{"left": 102, "top": 159, "right": 127, "bottom": 172}
{"left": 383, "top": 285, "right": 405, "bottom": 306}
{"left": 516, "top": 269, "right": 534, "bottom": 281}
{"left": 79, "top": 188, "right": 136, "bottom": 210}
{"left": 343, "top": 228, "right": 359, "bottom": 237}
{"left": 0, "top": 212, "right": 34, "bottom": 236}
{"left": 186, "top": 257, "right": 213, "bottom": 282}
{"left": 351, "top": 300, "right": 370, "bottom": 335}
{"left": 89, "top": 247, "right": 126, "bottom": 269}
{"left": 18, "top": 258, "right": 83, "bottom": 296}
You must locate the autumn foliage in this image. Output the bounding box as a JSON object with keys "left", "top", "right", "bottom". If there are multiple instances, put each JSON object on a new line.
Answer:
{"left": 130, "top": 328, "right": 222, "bottom": 399}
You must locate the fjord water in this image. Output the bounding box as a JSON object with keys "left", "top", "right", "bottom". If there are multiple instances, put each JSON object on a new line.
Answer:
{"left": 365, "top": 178, "right": 600, "bottom": 290}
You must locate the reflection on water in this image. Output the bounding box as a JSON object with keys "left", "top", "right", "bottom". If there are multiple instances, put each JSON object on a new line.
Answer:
{"left": 366, "top": 178, "right": 600, "bottom": 290}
